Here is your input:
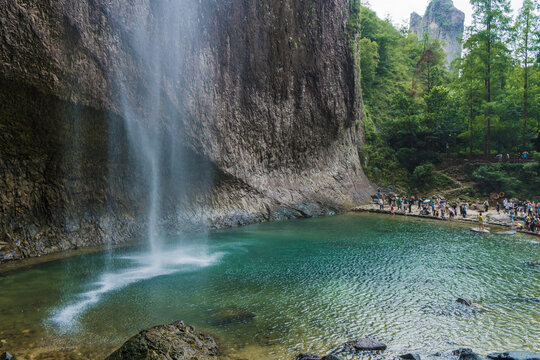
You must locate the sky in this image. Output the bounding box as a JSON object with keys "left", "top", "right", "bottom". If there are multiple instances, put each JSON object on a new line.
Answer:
{"left": 367, "top": 0, "right": 523, "bottom": 28}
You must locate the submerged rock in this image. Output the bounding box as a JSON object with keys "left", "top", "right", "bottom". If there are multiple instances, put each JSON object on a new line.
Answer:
{"left": 212, "top": 307, "right": 255, "bottom": 325}
{"left": 508, "top": 297, "right": 539, "bottom": 304}
{"left": 0, "top": 353, "right": 13, "bottom": 360}
{"left": 295, "top": 354, "right": 342, "bottom": 360}
{"left": 455, "top": 298, "right": 473, "bottom": 307}
{"left": 106, "top": 321, "right": 219, "bottom": 360}
{"left": 296, "top": 354, "right": 321, "bottom": 360}
{"left": 343, "top": 337, "right": 387, "bottom": 352}
{"left": 487, "top": 352, "right": 540, "bottom": 360}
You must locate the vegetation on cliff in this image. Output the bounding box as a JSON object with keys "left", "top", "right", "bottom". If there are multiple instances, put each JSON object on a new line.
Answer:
{"left": 348, "top": 0, "right": 540, "bottom": 197}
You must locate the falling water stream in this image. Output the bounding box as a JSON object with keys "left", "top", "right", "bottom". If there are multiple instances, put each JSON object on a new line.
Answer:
{"left": 50, "top": 0, "right": 204, "bottom": 330}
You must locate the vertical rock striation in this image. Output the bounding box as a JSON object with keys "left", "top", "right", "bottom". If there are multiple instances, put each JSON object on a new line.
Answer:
{"left": 410, "top": 0, "right": 465, "bottom": 66}
{"left": 0, "top": 0, "right": 373, "bottom": 262}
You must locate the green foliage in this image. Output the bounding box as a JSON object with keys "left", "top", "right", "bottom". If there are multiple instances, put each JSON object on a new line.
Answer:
{"left": 467, "top": 162, "right": 540, "bottom": 198}
{"left": 350, "top": 1, "right": 539, "bottom": 198}
{"left": 411, "top": 163, "right": 436, "bottom": 190}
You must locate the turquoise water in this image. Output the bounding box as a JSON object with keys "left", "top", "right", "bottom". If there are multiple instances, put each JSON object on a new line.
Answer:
{"left": 0, "top": 213, "right": 538, "bottom": 359}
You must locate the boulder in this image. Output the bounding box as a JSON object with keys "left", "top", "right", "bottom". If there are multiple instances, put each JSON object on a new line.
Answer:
{"left": 343, "top": 337, "right": 387, "bottom": 352}
{"left": 106, "top": 321, "right": 219, "bottom": 360}
{"left": 453, "top": 348, "right": 483, "bottom": 360}
{"left": 400, "top": 353, "right": 421, "bottom": 360}
{"left": 212, "top": 307, "right": 255, "bottom": 325}
{"left": 487, "top": 352, "right": 540, "bottom": 360}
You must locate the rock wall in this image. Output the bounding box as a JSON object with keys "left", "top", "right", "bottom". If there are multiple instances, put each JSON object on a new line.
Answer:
{"left": 0, "top": 0, "right": 373, "bottom": 262}
{"left": 410, "top": 0, "right": 465, "bottom": 66}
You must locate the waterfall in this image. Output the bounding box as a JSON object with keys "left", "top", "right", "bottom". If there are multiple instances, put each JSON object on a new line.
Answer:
{"left": 48, "top": 0, "right": 215, "bottom": 329}
{"left": 111, "top": 0, "right": 197, "bottom": 263}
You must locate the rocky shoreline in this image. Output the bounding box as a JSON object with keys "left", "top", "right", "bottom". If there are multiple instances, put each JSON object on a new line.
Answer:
{"left": 351, "top": 205, "right": 540, "bottom": 238}
{"left": 4, "top": 320, "right": 534, "bottom": 360}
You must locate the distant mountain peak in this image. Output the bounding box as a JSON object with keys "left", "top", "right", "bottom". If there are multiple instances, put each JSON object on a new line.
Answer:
{"left": 409, "top": 0, "right": 465, "bottom": 66}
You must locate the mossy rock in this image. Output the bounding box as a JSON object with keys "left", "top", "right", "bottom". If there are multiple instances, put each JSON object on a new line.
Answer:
{"left": 106, "top": 321, "right": 219, "bottom": 360}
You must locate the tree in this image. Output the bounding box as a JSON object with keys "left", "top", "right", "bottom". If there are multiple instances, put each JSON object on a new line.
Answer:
{"left": 465, "top": 0, "right": 512, "bottom": 156}
{"left": 359, "top": 38, "right": 380, "bottom": 92}
{"left": 413, "top": 36, "right": 448, "bottom": 97}
{"left": 455, "top": 48, "right": 484, "bottom": 155}
{"left": 513, "top": 0, "right": 540, "bottom": 131}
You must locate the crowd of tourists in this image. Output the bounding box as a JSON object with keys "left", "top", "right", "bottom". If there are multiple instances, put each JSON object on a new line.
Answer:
{"left": 375, "top": 189, "right": 540, "bottom": 234}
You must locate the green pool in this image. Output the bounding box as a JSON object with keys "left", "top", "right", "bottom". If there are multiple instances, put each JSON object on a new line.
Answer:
{"left": 0, "top": 213, "right": 538, "bottom": 359}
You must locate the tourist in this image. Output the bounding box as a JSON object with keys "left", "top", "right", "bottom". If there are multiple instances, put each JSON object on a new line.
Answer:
{"left": 509, "top": 208, "right": 515, "bottom": 223}
{"left": 483, "top": 200, "right": 489, "bottom": 213}
{"left": 478, "top": 212, "right": 484, "bottom": 230}
{"left": 377, "top": 189, "right": 381, "bottom": 201}
{"left": 379, "top": 198, "right": 384, "bottom": 210}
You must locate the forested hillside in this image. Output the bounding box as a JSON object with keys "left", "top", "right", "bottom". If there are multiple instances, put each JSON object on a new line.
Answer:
{"left": 349, "top": 0, "right": 540, "bottom": 198}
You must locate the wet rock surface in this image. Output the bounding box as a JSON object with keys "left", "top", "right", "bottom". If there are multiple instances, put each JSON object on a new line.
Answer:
{"left": 0, "top": 0, "right": 373, "bottom": 263}
{"left": 105, "top": 321, "right": 219, "bottom": 360}
{"left": 453, "top": 348, "right": 483, "bottom": 360}
{"left": 343, "top": 337, "right": 387, "bottom": 352}
{"left": 487, "top": 352, "right": 540, "bottom": 360}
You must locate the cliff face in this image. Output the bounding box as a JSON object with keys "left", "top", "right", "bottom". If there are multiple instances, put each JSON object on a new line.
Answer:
{"left": 410, "top": 0, "right": 465, "bottom": 66}
{"left": 0, "top": 0, "right": 373, "bottom": 262}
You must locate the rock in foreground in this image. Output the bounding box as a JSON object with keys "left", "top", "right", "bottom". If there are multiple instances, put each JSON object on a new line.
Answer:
{"left": 452, "top": 348, "right": 483, "bottom": 360}
{"left": 106, "top": 321, "right": 219, "bottom": 360}
{"left": 343, "top": 337, "right": 387, "bottom": 352}
{"left": 400, "top": 353, "right": 421, "bottom": 360}
{"left": 488, "top": 352, "right": 540, "bottom": 360}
